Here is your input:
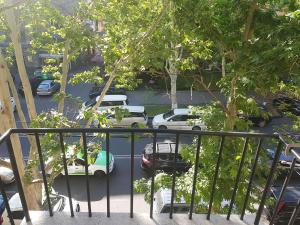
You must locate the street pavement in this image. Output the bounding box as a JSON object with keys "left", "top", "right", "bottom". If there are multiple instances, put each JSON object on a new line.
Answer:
{"left": 0, "top": 71, "right": 294, "bottom": 220}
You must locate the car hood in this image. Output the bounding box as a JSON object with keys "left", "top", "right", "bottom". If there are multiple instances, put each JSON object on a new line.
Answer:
{"left": 152, "top": 114, "right": 165, "bottom": 124}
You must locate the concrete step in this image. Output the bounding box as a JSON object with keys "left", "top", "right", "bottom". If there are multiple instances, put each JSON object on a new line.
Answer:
{"left": 21, "top": 211, "right": 269, "bottom": 225}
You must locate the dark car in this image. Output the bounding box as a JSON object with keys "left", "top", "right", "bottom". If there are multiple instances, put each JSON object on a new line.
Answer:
{"left": 141, "top": 141, "right": 190, "bottom": 173}
{"left": 33, "top": 69, "right": 54, "bottom": 80}
{"left": 266, "top": 148, "right": 300, "bottom": 175}
{"left": 265, "top": 185, "right": 300, "bottom": 225}
{"left": 238, "top": 105, "right": 272, "bottom": 128}
{"left": 89, "top": 84, "right": 126, "bottom": 99}
{"left": 0, "top": 195, "right": 5, "bottom": 224}
{"left": 273, "top": 96, "right": 300, "bottom": 116}
{"left": 18, "top": 77, "right": 43, "bottom": 96}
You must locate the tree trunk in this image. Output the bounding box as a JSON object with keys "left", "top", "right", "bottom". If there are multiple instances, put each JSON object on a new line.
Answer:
{"left": 221, "top": 54, "right": 226, "bottom": 77}
{"left": 4, "top": 5, "right": 37, "bottom": 120}
{"left": 224, "top": 78, "right": 237, "bottom": 130}
{"left": 169, "top": 74, "right": 178, "bottom": 109}
{"left": 58, "top": 40, "right": 71, "bottom": 114}
{"left": 0, "top": 62, "right": 41, "bottom": 210}
{"left": 243, "top": 0, "right": 258, "bottom": 41}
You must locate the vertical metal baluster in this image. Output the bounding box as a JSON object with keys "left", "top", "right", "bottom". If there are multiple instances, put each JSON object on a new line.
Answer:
{"left": 59, "top": 133, "right": 74, "bottom": 217}
{"left": 254, "top": 140, "right": 283, "bottom": 225}
{"left": 35, "top": 133, "right": 53, "bottom": 217}
{"left": 269, "top": 158, "right": 297, "bottom": 224}
{"left": 130, "top": 132, "right": 135, "bottom": 218}
{"left": 207, "top": 136, "right": 225, "bottom": 220}
{"left": 82, "top": 132, "right": 92, "bottom": 217}
{"left": 288, "top": 199, "right": 300, "bottom": 225}
{"left": 189, "top": 135, "right": 201, "bottom": 220}
{"left": 170, "top": 133, "right": 180, "bottom": 219}
{"left": 227, "top": 137, "right": 249, "bottom": 220}
{"left": 0, "top": 178, "right": 15, "bottom": 225}
{"left": 106, "top": 132, "right": 110, "bottom": 217}
{"left": 150, "top": 133, "right": 157, "bottom": 218}
{"left": 6, "top": 136, "right": 30, "bottom": 222}
{"left": 241, "top": 138, "right": 263, "bottom": 220}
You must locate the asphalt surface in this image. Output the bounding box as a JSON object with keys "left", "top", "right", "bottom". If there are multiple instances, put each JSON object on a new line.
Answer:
{"left": 0, "top": 72, "right": 296, "bottom": 217}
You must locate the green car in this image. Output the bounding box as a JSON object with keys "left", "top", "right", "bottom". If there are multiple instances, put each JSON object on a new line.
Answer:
{"left": 61, "top": 146, "right": 115, "bottom": 176}
{"left": 33, "top": 69, "right": 54, "bottom": 80}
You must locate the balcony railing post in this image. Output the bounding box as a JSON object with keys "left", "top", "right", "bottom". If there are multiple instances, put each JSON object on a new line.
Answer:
{"left": 150, "top": 132, "right": 157, "bottom": 218}
{"left": 288, "top": 199, "right": 300, "bottom": 225}
{"left": 34, "top": 133, "right": 53, "bottom": 217}
{"left": 130, "top": 132, "right": 135, "bottom": 218}
{"left": 59, "top": 133, "right": 74, "bottom": 217}
{"left": 106, "top": 132, "right": 110, "bottom": 218}
{"left": 269, "top": 157, "right": 297, "bottom": 224}
{"left": 6, "top": 136, "right": 30, "bottom": 222}
{"left": 189, "top": 135, "right": 201, "bottom": 220}
{"left": 207, "top": 136, "right": 225, "bottom": 220}
{"left": 227, "top": 137, "right": 249, "bottom": 220}
{"left": 0, "top": 178, "right": 15, "bottom": 225}
{"left": 240, "top": 138, "right": 263, "bottom": 220}
{"left": 254, "top": 139, "right": 283, "bottom": 225}
{"left": 82, "top": 132, "right": 92, "bottom": 217}
{"left": 170, "top": 133, "right": 180, "bottom": 219}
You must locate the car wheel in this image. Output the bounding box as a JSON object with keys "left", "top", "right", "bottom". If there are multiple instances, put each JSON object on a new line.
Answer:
{"left": 158, "top": 125, "right": 167, "bottom": 130}
{"left": 94, "top": 170, "right": 106, "bottom": 177}
{"left": 131, "top": 123, "right": 139, "bottom": 128}
{"left": 258, "top": 120, "right": 267, "bottom": 128}
{"left": 192, "top": 126, "right": 201, "bottom": 131}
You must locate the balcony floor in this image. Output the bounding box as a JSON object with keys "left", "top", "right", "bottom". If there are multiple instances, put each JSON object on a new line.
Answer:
{"left": 20, "top": 211, "right": 269, "bottom": 225}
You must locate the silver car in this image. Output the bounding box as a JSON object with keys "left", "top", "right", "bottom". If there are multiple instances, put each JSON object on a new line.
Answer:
{"left": 37, "top": 80, "right": 60, "bottom": 96}
{"left": 0, "top": 166, "right": 14, "bottom": 184}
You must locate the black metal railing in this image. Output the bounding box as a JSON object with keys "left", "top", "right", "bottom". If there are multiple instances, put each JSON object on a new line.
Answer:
{"left": 0, "top": 128, "right": 298, "bottom": 225}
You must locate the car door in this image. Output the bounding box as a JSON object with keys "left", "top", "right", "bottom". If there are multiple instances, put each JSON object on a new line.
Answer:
{"left": 167, "top": 115, "right": 184, "bottom": 129}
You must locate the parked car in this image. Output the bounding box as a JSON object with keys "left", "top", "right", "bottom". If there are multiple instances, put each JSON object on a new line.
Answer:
{"left": 78, "top": 95, "right": 128, "bottom": 119}
{"left": 152, "top": 108, "right": 206, "bottom": 130}
{"left": 36, "top": 80, "right": 60, "bottom": 96}
{"left": 141, "top": 141, "right": 190, "bottom": 172}
{"left": 0, "top": 97, "right": 16, "bottom": 112}
{"left": 18, "top": 77, "right": 43, "bottom": 96}
{"left": 89, "top": 84, "right": 126, "bottom": 99}
{"left": 0, "top": 195, "right": 5, "bottom": 224}
{"left": 8, "top": 193, "right": 80, "bottom": 219}
{"left": 265, "top": 184, "right": 300, "bottom": 225}
{"left": 0, "top": 166, "right": 14, "bottom": 184}
{"left": 154, "top": 188, "right": 190, "bottom": 213}
{"left": 33, "top": 68, "right": 54, "bottom": 80}
{"left": 238, "top": 105, "right": 272, "bottom": 128}
{"left": 52, "top": 145, "right": 115, "bottom": 176}
{"left": 266, "top": 148, "right": 300, "bottom": 174}
{"left": 94, "top": 106, "right": 148, "bottom": 128}
{"left": 273, "top": 95, "right": 300, "bottom": 116}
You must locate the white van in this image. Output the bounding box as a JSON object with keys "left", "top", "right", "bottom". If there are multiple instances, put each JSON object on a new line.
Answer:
{"left": 95, "top": 105, "right": 148, "bottom": 128}
{"left": 78, "top": 95, "right": 128, "bottom": 119}
{"left": 153, "top": 188, "right": 190, "bottom": 214}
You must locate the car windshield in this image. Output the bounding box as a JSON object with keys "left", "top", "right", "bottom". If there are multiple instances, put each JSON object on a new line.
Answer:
{"left": 84, "top": 98, "right": 97, "bottom": 107}
{"left": 38, "top": 84, "right": 49, "bottom": 89}
{"left": 163, "top": 110, "right": 174, "bottom": 119}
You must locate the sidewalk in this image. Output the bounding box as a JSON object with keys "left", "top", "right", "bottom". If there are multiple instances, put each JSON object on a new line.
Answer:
{"left": 127, "top": 90, "right": 225, "bottom": 106}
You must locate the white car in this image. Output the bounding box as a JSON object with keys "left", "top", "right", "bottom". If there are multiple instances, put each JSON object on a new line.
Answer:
{"left": 0, "top": 97, "right": 16, "bottom": 112}
{"left": 95, "top": 106, "right": 148, "bottom": 128}
{"left": 0, "top": 166, "right": 14, "bottom": 184}
{"left": 78, "top": 94, "right": 128, "bottom": 119}
{"left": 152, "top": 108, "right": 206, "bottom": 130}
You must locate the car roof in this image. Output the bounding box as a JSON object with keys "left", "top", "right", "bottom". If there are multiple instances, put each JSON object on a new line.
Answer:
{"left": 39, "top": 80, "right": 53, "bottom": 85}
{"left": 173, "top": 108, "right": 190, "bottom": 115}
{"left": 144, "top": 141, "right": 182, "bottom": 154}
{"left": 96, "top": 95, "right": 127, "bottom": 102}
{"left": 271, "top": 185, "right": 300, "bottom": 203}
